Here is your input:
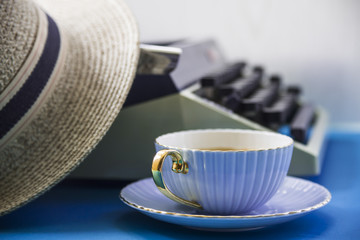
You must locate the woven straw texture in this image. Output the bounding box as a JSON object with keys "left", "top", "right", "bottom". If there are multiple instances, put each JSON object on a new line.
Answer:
{"left": 0, "top": 0, "right": 38, "bottom": 93}
{"left": 0, "top": 0, "right": 139, "bottom": 215}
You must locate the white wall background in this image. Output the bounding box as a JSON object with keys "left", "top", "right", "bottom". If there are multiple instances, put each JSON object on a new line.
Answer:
{"left": 127, "top": 0, "right": 360, "bottom": 124}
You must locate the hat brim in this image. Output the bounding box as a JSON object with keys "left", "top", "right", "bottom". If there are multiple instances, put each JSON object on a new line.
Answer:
{"left": 0, "top": 0, "right": 139, "bottom": 215}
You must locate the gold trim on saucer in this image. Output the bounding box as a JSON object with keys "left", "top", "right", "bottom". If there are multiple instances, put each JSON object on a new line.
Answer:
{"left": 119, "top": 178, "right": 331, "bottom": 219}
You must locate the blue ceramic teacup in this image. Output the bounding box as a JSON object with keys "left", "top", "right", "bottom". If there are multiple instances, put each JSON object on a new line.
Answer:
{"left": 152, "top": 129, "right": 293, "bottom": 215}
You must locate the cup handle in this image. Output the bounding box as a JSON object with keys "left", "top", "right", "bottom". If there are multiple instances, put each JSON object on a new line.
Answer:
{"left": 152, "top": 149, "right": 202, "bottom": 209}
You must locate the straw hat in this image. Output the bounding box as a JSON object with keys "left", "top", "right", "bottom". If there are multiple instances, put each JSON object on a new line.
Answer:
{"left": 0, "top": 0, "right": 139, "bottom": 215}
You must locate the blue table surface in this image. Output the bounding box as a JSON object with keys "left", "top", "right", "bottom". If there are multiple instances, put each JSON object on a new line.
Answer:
{"left": 1, "top": 130, "right": 360, "bottom": 239}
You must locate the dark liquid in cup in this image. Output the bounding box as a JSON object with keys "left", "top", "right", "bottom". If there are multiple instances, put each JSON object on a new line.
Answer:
{"left": 197, "top": 147, "right": 249, "bottom": 151}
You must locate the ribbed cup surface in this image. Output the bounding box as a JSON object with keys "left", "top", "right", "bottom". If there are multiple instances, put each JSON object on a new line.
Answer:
{"left": 156, "top": 143, "right": 293, "bottom": 215}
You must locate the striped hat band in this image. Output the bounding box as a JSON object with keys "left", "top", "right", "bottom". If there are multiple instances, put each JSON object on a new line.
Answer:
{"left": 1, "top": 10, "right": 66, "bottom": 148}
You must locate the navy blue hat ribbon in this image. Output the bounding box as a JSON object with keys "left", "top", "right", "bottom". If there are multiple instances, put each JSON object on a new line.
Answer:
{"left": 0, "top": 10, "right": 66, "bottom": 148}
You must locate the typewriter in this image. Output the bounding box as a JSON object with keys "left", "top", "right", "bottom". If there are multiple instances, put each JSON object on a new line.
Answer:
{"left": 71, "top": 39, "right": 328, "bottom": 180}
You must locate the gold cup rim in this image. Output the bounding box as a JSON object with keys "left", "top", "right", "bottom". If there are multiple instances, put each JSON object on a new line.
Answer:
{"left": 155, "top": 129, "right": 294, "bottom": 152}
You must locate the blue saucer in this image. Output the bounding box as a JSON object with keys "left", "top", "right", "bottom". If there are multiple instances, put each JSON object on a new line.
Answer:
{"left": 120, "top": 176, "right": 331, "bottom": 231}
